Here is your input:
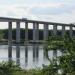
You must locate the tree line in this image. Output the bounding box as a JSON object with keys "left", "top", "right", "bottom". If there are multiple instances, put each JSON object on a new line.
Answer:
{"left": 0, "top": 29, "right": 75, "bottom": 41}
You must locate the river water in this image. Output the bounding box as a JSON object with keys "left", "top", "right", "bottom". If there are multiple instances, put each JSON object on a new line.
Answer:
{"left": 0, "top": 45, "right": 62, "bottom": 69}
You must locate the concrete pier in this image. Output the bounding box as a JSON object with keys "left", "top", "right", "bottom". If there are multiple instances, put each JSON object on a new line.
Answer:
{"left": 44, "top": 24, "right": 48, "bottom": 41}
{"left": 16, "top": 22, "right": 20, "bottom": 44}
{"left": 8, "top": 22, "right": 12, "bottom": 61}
{"left": 53, "top": 25, "right": 57, "bottom": 36}
{"left": 53, "top": 25, "right": 57, "bottom": 64}
{"left": 62, "top": 25, "right": 65, "bottom": 36}
{"left": 25, "top": 22, "right": 28, "bottom": 43}
{"left": 16, "top": 21, "right": 20, "bottom": 65}
{"left": 25, "top": 22, "right": 28, "bottom": 66}
{"left": 70, "top": 26, "right": 72, "bottom": 38}
{"left": 33, "top": 22, "right": 39, "bottom": 42}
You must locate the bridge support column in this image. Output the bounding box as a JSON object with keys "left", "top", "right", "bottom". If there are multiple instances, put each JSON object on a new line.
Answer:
{"left": 25, "top": 22, "right": 28, "bottom": 66}
{"left": 33, "top": 22, "right": 39, "bottom": 42}
{"left": 8, "top": 22, "right": 12, "bottom": 61}
{"left": 44, "top": 24, "right": 48, "bottom": 41}
{"left": 25, "top": 22, "right": 28, "bottom": 67}
{"left": 53, "top": 25, "right": 57, "bottom": 36}
{"left": 43, "top": 24, "right": 48, "bottom": 60}
{"left": 25, "top": 22, "right": 28, "bottom": 44}
{"left": 62, "top": 25, "right": 65, "bottom": 37}
{"left": 16, "top": 21, "right": 20, "bottom": 65}
{"left": 70, "top": 26, "right": 72, "bottom": 38}
{"left": 33, "top": 23, "right": 39, "bottom": 62}
{"left": 53, "top": 25, "right": 57, "bottom": 64}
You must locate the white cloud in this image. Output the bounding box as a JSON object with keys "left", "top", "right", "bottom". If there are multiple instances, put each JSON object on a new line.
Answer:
{"left": 0, "top": 0, "right": 75, "bottom": 29}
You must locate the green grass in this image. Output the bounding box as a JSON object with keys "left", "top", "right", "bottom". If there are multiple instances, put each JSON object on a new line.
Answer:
{"left": 0, "top": 61, "right": 75, "bottom": 75}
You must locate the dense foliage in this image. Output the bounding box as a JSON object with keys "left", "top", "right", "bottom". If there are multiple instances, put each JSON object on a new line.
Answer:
{"left": 0, "top": 29, "right": 75, "bottom": 41}
{"left": 44, "top": 34, "right": 75, "bottom": 75}
{"left": 0, "top": 30, "right": 4, "bottom": 41}
{"left": 0, "top": 29, "right": 44, "bottom": 40}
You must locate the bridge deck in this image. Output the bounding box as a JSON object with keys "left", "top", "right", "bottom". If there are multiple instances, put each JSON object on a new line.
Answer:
{"left": 0, "top": 17, "right": 74, "bottom": 26}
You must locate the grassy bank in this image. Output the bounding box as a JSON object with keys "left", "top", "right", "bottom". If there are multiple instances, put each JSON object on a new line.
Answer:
{"left": 0, "top": 61, "right": 75, "bottom": 75}
{"left": 0, "top": 61, "right": 50, "bottom": 75}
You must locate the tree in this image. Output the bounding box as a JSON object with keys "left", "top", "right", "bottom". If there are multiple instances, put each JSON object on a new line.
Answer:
{"left": 0, "top": 30, "right": 4, "bottom": 41}
{"left": 44, "top": 34, "right": 75, "bottom": 75}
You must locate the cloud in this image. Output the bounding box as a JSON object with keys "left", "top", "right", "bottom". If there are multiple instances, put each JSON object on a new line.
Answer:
{"left": 29, "top": 2, "right": 75, "bottom": 15}
{"left": 30, "top": 7, "right": 66, "bottom": 15}
{"left": 0, "top": 0, "right": 75, "bottom": 24}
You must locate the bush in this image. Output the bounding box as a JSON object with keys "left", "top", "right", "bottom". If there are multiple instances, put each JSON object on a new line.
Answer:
{"left": 0, "top": 61, "right": 21, "bottom": 75}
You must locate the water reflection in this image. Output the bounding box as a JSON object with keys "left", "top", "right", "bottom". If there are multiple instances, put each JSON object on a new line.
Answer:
{"left": 25, "top": 46, "right": 28, "bottom": 67}
{"left": 16, "top": 44, "right": 20, "bottom": 65}
{"left": 8, "top": 43, "right": 12, "bottom": 61}
{"left": 43, "top": 44, "right": 48, "bottom": 62}
{"left": 0, "top": 45, "right": 62, "bottom": 69}
{"left": 33, "top": 44, "right": 39, "bottom": 62}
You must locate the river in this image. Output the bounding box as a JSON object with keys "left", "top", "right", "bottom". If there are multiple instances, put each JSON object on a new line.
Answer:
{"left": 0, "top": 45, "right": 62, "bottom": 69}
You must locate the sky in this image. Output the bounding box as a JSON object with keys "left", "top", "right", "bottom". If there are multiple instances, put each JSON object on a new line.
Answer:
{"left": 0, "top": 0, "right": 75, "bottom": 29}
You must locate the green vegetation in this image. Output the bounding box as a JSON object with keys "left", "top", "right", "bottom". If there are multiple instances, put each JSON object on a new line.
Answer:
{"left": 0, "top": 61, "right": 43, "bottom": 75}
{"left": 44, "top": 34, "right": 75, "bottom": 75}
{"left": 0, "top": 30, "right": 4, "bottom": 41}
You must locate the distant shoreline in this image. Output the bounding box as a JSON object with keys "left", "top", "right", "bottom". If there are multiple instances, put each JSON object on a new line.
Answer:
{"left": 0, "top": 40, "right": 44, "bottom": 46}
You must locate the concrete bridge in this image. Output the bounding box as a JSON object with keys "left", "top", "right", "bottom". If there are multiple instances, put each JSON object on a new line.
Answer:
{"left": 0, "top": 17, "right": 75, "bottom": 65}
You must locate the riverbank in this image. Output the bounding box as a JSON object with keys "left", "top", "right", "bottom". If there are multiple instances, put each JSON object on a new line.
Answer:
{"left": 0, "top": 40, "right": 45, "bottom": 46}
{"left": 0, "top": 61, "right": 58, "bottom": 75}
{"left": 0, "top": 61, "right": 75, "bottom": 75}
